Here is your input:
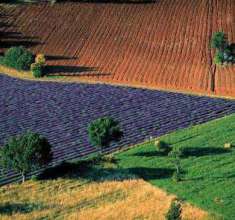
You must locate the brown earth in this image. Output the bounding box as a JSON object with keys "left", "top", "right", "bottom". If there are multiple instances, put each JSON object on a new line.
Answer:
{"left": 0, "top": 0, "right": 235, "bottom": 97}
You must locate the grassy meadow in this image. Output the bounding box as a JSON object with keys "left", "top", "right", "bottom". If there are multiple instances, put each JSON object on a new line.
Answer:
{"left": 116, "top": 114, "right": 235, "bottom": 219}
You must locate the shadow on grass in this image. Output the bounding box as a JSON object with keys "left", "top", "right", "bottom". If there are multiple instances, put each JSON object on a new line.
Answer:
{"left": 181, "top": 147, "right": 230, "bottom": 158}
{"left": 0, "top": 202, "right": 45, "bottom": 215}
{"left": 45, "top": 65, "right": 111, "bottom": 77}
{"left": 38, "top": 159, "right": 173, "bottom": 182}
{"left": 133, "top": 150, "right": 170, "bottom": 157}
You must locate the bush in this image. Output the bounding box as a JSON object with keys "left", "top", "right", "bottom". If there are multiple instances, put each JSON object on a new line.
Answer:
{"left": 0, "top": 131, "right": 53, "bottom": 183}
{"left": 88, "top": 117, "right": 123, "bottom": 154}
{"left": 31, "top": 63, "right": 43, "bottom": 78}
{"left": 3, "top": 46, "right": 33, "bottom": 71}
{"left": 154, "top": 140, "right": 170, "bottom": 152}
{"left": 165, "top": 199, "right": 182, "bottom": 220}
{"left": 35, "top": 54, "right": 46, "bottom": 66}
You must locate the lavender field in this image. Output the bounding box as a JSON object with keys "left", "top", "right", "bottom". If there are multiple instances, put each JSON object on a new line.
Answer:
{"left": 1, "top": 74, "right": 235, "bottom": 184}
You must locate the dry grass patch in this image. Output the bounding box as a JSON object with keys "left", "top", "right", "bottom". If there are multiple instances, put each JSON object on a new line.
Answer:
{"left": 0, "top": 178, "right": 207, "bottom": 220}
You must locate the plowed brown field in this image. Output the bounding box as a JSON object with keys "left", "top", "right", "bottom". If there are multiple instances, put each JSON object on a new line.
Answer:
{"left": 0, "top": 0, "right": 235, "bottom": 97}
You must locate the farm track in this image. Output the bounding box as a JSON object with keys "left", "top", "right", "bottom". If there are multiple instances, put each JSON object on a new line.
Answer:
{"left": 0, "top": 74, "right": 235, "bottom": 185}
{"left": 0, "top": 0, "right": 235, "bottom": 97}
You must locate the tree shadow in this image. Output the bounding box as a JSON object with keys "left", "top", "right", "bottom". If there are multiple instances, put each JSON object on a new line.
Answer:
{"left": 133, "top": 150, "right": 170, "bottom": 157}
{"left": 1, "top": 38, "right": 42, "bottom": 49}
{"left": 127, "top": 167, "right": 174, "bottom": 180}
{"left": 45, "top": 65, "right": 111, "bottom": 77}
{"left": 38, "top": 160, "right": 92, "bottom": 180}
{"left": 56, "top": 0, "right": 157, "bottom": 4}
{"left": 0, "top": 10, "right": 41, "bottom": 52}
{"left": 0, "top": 202, "right": 45, "bottom": 215}
{"left": 229, "top": 43, "right": 235, "bottom": 56}
{"left": 181, "top": 147, "right": 230, "bottom": 158}
{"left": 38, "top": 159, "right": 173, "bottom": 182}
{"left": 46, "top": 55, "right": 78, "bottom": 61}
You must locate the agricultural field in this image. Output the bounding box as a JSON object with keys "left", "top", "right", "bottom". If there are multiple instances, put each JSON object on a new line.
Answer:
{"left": 0, "top": 74, "right": 235, "bottom": 185}
{"left": 1, "top": 110, "right": 235, "bottom": 219}
{"left": 0, "top": 0, "right": 235, "bottom": 97}
{"left": 1, "top": 1, "right": 235, "bottom": 219}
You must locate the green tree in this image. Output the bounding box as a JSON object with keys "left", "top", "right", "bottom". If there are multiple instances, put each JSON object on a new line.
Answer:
{"left": 3, "top": 46, "right": 33, "bottom": 71}
{"left": 0, "top": 131, "right": 53, "bottom": 183}
{"left": 211, "top": 32, "right": 227, "bottom": 51}
{"left": 88, "top": 117, "right": 123, "bottom": 156}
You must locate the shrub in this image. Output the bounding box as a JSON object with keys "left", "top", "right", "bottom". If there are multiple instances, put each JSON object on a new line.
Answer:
{"left": 211, "top": 32, "right": 227, "bottom": 51}
{"left": 154, "top": 140, "right": 170, "bottom": 152}
{"left": 35, "top": 54, "right": 46, "bottom": 66}
{"left": 165, "top": 199, "right": 182, "bottom": 220}
{"left": 0, "top": 131, "right": 53, "bottom": 183}
{"left": 224, "top": 143, "right": 233, "bottom": 149}
{"left": 3, "top": 46, "right": 33, "bottom": 71}
{"left": 31, "top": 63, "right": 43, "bottom": 78}
{"left": 88, "top": 117, "right": 123, "bottom": 155}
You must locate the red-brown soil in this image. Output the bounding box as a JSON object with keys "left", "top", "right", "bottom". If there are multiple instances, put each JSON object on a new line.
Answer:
{"left": 0, "top": 0, "right": 235, "bottom": 97}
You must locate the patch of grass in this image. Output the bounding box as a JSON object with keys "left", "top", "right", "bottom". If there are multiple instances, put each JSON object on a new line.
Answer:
{"left": 115, "top": 114, "right": 235, "bottom": 220}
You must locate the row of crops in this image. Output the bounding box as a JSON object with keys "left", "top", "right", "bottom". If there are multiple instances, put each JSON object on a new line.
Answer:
{"left": 1, "top": 74, "right": 235, "bottom": 185}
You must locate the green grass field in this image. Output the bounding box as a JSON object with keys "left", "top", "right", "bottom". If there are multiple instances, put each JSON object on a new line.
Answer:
{"left": 115, "top": 114, "right": 235, "bottom": 220}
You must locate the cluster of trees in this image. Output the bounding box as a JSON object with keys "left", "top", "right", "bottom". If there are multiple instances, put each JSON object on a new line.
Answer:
{"left": 211, "top": 32, "right": 235, "bottom": 66}
{"left": 0, "top": 46, "right": 34, "bottom": 71}
{"left": 0, "top": 116, "right": 122, "bottom": 183}
{"left": 0, "top": 46, "right": 46, "bottom": 78}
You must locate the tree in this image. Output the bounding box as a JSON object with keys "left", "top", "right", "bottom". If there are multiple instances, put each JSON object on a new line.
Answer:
{"left": 0, "top": 131, "right": 53, "bottom": 183}
{"left": 88, "top": 117, "right": 123, "bottom": 156}
{"left": 168, "top": 148, "right": 183, "bottom": 182}
{"left": 3, "top": 46, "right": 34, "bottom": 71}
{"left": 211, "top": 32, "right": 227, "bottom": 51}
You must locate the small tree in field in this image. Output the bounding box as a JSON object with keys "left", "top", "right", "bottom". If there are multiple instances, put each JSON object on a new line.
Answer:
{"left": 211, "top": 32, "right": 227, "bottom": 51}
{"left": 88, "top": 117, "right": 123, "bottom": 156}
{"left": 211, "top": 32, "right": 234, "bottom": 65}
{"left": 0, "top": 131, "right": 53, "bottom": 183}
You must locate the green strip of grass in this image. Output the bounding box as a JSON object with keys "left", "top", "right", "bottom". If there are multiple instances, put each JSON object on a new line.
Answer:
{"left": 115, "top": 114, "right": 235, "bottom": 220}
